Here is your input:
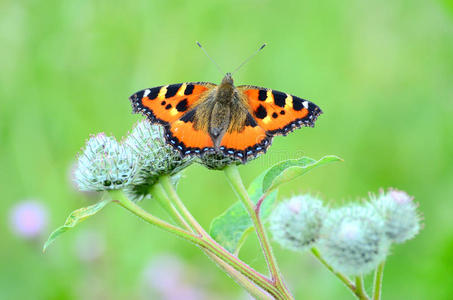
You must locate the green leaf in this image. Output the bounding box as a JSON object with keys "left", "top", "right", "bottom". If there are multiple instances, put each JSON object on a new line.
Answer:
{"left": 262, "top": 155, "right": 342, "bottom": 193}
{"left": 210, "top": 173, "right": 278, "bottom": 254}
{"left": 43, "top": 199, "right": 111, "bottom": 252}
{"left": 209, "top": 155, "right": 341, "bottom": 254}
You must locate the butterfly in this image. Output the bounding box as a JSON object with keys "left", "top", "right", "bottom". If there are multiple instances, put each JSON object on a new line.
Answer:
{"left": 129, "top": 72, "right": 322, "bottom": 163}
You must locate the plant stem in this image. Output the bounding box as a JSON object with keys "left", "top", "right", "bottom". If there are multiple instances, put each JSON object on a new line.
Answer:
{"left": 355, "top": 276, "right": 370, "bottom": 300}
{"left": 206, "top": 254, "right": 274, "bottom": 300}
{"left": 159, "top": 176, "right": 205, "bottom": 235}
{"left": 150, "top": 182, "right": 273, "bottom": 299}
{"left": 224, "top": 165, "right": 293, "bottom": 299}
{"left": 149, "top": 183, "right": 191, "bottom": 230}
{"left": 311, "top": 248, "right": 356, "bottom": 291}
{"left": 311, "top": 248, "right": 371, "bottom": 299}
{"left": 112, "top": 190, "right": 283, "bottom": 299}
{"left": 112, "top": 190, "right": 195, "bottom": 239}
{"left": 372, "top": 262, "right": 385, "bottom": 300}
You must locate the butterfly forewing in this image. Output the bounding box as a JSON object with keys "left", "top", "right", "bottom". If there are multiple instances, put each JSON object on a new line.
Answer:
{"left": 129, "top": 82, "right": 216, "bottom": 124}
{"left": 237, "top": 85, "right": 322, "bottom": 136}
{"left": 129, "top": 82, "right": 218, "bottom": 156}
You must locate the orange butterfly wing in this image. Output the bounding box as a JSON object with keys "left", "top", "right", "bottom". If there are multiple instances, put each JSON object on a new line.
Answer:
{"left": 165, "top": 117, "right": 215, "bottom": 156}
{"left": 217, "top": 113, "right": 271, "bottom": 161}
{"left": 130, "top": 82, "right": 215, "bottom": 124}
{"left": 212, "top": 86, "right": 322, "bottom": 162}
{"left": 237, "top": 85, "right": 322, "bottom": 136}
{"left": 130, "top": 82, "right": 217, "bottom": 155}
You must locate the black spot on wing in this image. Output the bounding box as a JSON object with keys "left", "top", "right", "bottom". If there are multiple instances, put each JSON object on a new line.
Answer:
{"left": 148, "top": 87, "right": 160, "bottom": 100}
{"left": 161, "top": 101, "right": 166, "bottom": 105}
{"left": 129, "top": 92, "right": 167, "bottom": 126}
{"left": 165, "top": 84, "right": 182, "bottom": 98}
{"left": 165, "top": 104, "right": 172, "bottom": 110}
{"left": 176, "top": 99, "right": 188, "bottom": 112}
{"left": 184, "top": 84, "right": 195, "bottom": 95}
{"left": 135, "top": 90, "right": 144, "bottom": 100}
{"left": 258, "top": 89, "right": 267, "bottom": 101}
{"left": 308, "top": 101, "right": 321, "bottom": 114}
{"left": 292, "top": 96, "right": 305, "bottom": 111}
{"left": 266, "top": 99, "right": 323, "bottom": 136}
{"left": 180, "top": 109, "right": 196, "bottom": 123}
{"left": 245, "top": 113, "right": 258, "bottom": 127}
{"left": 129, "top": 86, "right": 162, "bottom": 114}
{"left": 272, "top": 112, "right": 278, "bottom": 118}
{"left": 255, "top": 105, "right": 267, "bottom": 119}
{"left": 272, "top": 91, "right": 286, "bottom": 107}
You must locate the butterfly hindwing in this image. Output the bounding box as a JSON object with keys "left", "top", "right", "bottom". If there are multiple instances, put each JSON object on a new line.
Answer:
{"left": 219, "top": 118, "right": 271, "bottom": 161}
{"left": 238, "top": 85, "right": 322, "bottom": 136}
{"left": 165, "top": 118, "right": 215, "bottom": 156}
{"left": 129, "top": 82, "right": 216, "bottom": 125}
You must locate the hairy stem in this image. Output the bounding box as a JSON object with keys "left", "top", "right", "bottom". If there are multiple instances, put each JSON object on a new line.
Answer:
{"left": 204, "top": 248, "right": 274, "bottom": 300}
{"left": 311, "top": 248, "right": 356, "bottom": 291}
{"left": 111, "top": 190, "right": 283, "bottom": 299}
{"left": 159, "top": 176, "right": 205, "bottom": 235}
{"left": 372, "top": 262, "right": 385, "bottom": 300}
{"left": 150, "top": 182, "right": 273, "bottom": 299}
{"left": 224, "top": 165, "right": 293, "bottom": 299}
{"left": 149, "top": 183, "right": 191, "bottom": 230}
{"left": 311, "top": 247, "right": 371, "bottom": 299}
{"left": 355, "top": 276, "right": 370, "bottom": 300}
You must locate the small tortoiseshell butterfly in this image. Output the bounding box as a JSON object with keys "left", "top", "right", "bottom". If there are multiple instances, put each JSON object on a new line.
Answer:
{"left": 129, "top": 45, "right": 322, "bottom": 163}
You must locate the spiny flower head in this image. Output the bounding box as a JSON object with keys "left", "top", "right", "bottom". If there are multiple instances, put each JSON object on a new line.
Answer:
{"left": 123, "top": 121, "right": 193, "bottom": 200}
{"left": 270, "top": 195, "right": 327, "bottom": 252}
{"left": 318, "top": 204, "right": 390, "bottom": 276}
{"left": 74, "top": 133, "right": 140, "bottom": 191}
{"left": 125, "top": 120, "right": 194, "bottom": 175}
{"left": 372, "top": 189, "right": 421, "bottom": 244}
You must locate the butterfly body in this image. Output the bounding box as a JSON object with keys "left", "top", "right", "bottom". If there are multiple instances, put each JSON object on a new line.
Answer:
{"left": 130, "top": 73, "right": 322, "bottom": 163}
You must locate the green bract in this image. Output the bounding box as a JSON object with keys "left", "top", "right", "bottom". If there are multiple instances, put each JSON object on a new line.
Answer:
{"left": 196, "top": 152, "right": 242, "bottom": 170}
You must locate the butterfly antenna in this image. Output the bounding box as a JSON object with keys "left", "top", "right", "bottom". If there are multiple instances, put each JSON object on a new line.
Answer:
{"left": 196, "top": 41, "right": 224, "bottom": 74}
{"left": 231, "top": 43, "right": 267, "bottom": 75}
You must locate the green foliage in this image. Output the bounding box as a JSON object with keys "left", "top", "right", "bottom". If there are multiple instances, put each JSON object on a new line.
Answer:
{"left": 43, "top": 199, "right": 111, "bottom": 252}
{"left": 210, "top": 174, "right": 278, "bottom": 254}
{"left": 210, "top": 156, "right": 340, "bottom": 254}
{"left": 262, "top": 155, "right": 342, "bottom": 193}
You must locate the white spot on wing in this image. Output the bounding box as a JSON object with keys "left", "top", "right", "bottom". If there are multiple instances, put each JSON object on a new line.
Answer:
{"left": 143, "top": 89, "right": 151, "bottom": 97}
{"left": 302, "top": 101, "right": 308, "bottom": 108}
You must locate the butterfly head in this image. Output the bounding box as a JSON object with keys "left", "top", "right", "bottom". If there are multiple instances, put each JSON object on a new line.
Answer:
{"left": 221, "top": 73, "right": 234, "bottom": 86}
{"left": 217, "top": 73, "right": 235, "bottom": 103}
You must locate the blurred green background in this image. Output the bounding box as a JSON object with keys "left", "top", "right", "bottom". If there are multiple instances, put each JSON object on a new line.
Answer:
{"left": 1, "top": 0, "right": 453, "bottom": 299}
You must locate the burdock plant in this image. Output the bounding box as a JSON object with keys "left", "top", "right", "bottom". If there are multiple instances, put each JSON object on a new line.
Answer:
{"left": 44, "top": 119, "right": 421, "bottom": 300}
